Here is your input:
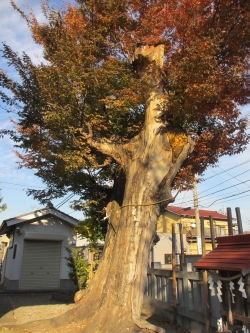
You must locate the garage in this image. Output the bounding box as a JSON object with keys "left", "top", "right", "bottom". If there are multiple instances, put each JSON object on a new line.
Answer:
{"left": 20, "top": 240, "right": 62, "bottom": 290}
{"left": 0, "top": 205, "right": 79, "bottom": 291}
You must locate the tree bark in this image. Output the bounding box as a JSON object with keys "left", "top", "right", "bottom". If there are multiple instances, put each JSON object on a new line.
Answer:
{"left": 48, "top": 135, "right": 190, "bottom": 332}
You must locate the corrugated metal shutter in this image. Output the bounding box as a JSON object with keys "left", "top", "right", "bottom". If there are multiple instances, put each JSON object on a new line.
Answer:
{"left": 20, "top": 240, "right": 61, "bottom": 290}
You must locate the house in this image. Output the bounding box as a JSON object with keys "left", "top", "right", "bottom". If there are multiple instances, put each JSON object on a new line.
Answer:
{"left": 157, "top": 205, "right": 231, "bottom": 255}
{"left": 76, "top": 235, "right": 104, "bottom": 262}
{"left": 0, "top": 205, "right": 79, "bottom": 291}
{"left": 150, "top": 232, "right": 189, "bottom": 269}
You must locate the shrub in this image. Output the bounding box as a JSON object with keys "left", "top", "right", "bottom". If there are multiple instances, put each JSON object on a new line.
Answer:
{"left": 65, "top": 247, "right": 90, "bottom": 290}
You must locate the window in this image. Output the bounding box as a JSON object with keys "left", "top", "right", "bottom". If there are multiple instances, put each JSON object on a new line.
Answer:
{"left": 204, "top": 228, "right": 211, "bottom": 237}
{"left": 215, "top": 226, "right": 220, "bottom": 236}
{"left": 215, "top": 226, "right": 226, "bottom": 236}
{"left": 220, "top": 227, "right": 226, "bottom": 236}
{"left": 165, "top": 254, "right": 172, "bottom": 264}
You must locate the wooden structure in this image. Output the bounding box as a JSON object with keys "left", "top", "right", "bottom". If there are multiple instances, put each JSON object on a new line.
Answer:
{"left": 145, "top": 263, "right": 220, "bottom": 332}
{"left": 194, "top": 234, "right": 250, "bottom": 332}
{"left": 144, "top": 222, "right": 220, "bottom": 333}
{"left": 144, "top": 207, "right": 246, "bottom": 333}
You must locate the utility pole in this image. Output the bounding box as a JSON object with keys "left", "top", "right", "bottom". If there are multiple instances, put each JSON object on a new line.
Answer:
{"left": 193, "top": 177, "right": 202, "bottom": 254}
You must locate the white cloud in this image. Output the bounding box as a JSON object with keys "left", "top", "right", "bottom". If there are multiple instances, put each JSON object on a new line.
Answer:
{"left": 0, "top": 0, "right": 44, "bottom": 70}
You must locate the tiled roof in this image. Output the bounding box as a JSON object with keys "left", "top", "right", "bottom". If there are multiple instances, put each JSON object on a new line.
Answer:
{"left": 194, "top": 234, "right": 250, "bottom": 276}
{"left": 166, "top": 206, "right": 228, "bottom": 220}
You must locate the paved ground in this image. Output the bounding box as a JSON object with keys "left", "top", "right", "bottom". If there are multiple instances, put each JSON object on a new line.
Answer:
{"left": 0, "top": 291, "right": 190, "bottom": 333}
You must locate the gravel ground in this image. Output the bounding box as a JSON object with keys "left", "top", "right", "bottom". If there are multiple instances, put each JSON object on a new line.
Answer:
{"left": 0, "top": 293, "right": 75, "bottom": 326}
{"left": 0, "top": 293, "right": 191, "bottom": 333}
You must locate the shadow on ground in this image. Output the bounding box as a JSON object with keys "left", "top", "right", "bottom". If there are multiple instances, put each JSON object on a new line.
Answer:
{"left": 0, "top": 291, "right": 75, "bottom": 325}
{"left": 0, "top": 291, "right": 190, "bottom": 333}
{"left": 147, "top": 315, "right": 190, "bottom": 333}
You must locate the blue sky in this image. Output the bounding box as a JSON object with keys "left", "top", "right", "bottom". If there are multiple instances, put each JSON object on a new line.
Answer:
{"left": 1, "top": 0, "right": 250, "bottom": 230}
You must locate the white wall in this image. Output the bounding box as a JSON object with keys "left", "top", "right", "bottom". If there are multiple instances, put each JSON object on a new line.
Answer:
{"left": 153, "top": 233, "right": 189, "bottom": 269}
{"left": 4, "top": 229, "right": 23, "bottom": 280}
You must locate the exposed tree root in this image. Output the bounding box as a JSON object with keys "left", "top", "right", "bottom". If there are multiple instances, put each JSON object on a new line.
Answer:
{"left": 0, "top": 306, "right": 166, "bottom": 333}
{"left": 0, "top": 319, "right": 166, "bottom": 333}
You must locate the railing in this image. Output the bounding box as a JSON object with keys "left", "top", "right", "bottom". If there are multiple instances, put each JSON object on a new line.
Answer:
{"left": 144, "top": 264, "right": 220, "bottom": 333}
{"left": 146, "top": 264, "right": 203, "bottom": 313}
{"left": 144, "top": 209, "right": 245, "bottom": 333}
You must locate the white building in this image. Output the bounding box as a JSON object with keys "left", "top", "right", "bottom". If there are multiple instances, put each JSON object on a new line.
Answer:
{"left": 76, "top": 235, "right": 104, "bottom": 262}
{"left": 0, "top": 205, "right": 79, "bottom": 291}
{"left": 151, "top": 232, "right": 189, "bottom": 269}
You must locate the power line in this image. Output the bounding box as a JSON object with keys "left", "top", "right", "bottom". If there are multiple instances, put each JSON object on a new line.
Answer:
{"left": 174, "top": 185, "right": 250, "bottom": 210}
{"left": 0, "top": 186, "right": 26, "bottom": 192}
{"left": 175, "top": 184, "right": 247, "bottom": 205}
{"left": 204, "top": 159, "right": 250, "bottom": 181}
{"left": 55, "top": 193, "right": 75, "bottom": 209}
{"left": 217, "top": 165, "right": 250, "bottom": 187}
{"left": 174, "top": 159, "right": 250, "bottom": 208}
{"left": 201, "top": 188, "right": 250, "bottom": 208}
{"left": 175, "top": 187, "right": 250, "bottom": 211}
{"left": 198, "top": 178, "right": 250, "bottom": 201}
{"left": 0, "top": 181, "right": 46, "bottom": 189}
{"left": 199, "top": 168, "right": 250, "bottom": 195}
{"left": 211, "top": 193, "right": 250, "bottom": 205}
{"left": 199, "top": 187, "right": 250, "bottom": 205}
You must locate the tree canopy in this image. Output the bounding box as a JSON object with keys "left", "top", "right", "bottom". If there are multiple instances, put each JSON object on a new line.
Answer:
{"left": 0, "top": 0, "right": 250, "bottom": 236}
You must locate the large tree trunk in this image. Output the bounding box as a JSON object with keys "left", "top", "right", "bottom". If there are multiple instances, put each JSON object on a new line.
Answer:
{"left": 50, "top": 46, "right": 192, "bottom": 333}
{"left": 49, "top": 136, "right": 191, "bottom": 333}
{"left": 1, "top": 46, "right": 193, "bottom": 333}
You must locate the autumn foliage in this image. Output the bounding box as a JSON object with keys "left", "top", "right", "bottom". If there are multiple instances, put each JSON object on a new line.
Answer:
{"left": 0, "top": 0, "right": 249, "bottom": 237}
{"left": 1, "top": 1, "right": 249, "bottom": 201}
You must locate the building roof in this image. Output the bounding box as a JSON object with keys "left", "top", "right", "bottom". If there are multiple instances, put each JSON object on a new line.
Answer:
{"left": 166, "top": 206, "right": 228, "bottom": 220}
{"left": 193, "top": 234, "right": 250, "bottom": 276}
{"left": 0, "top": 206, "right": 79, "bottom": 235}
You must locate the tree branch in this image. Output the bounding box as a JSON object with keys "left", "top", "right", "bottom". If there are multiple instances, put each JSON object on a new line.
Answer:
{"left": 209, "top": 0, "right": 220, "bottom": 30}
{"left": 81, "top": 122, "right": 125, "bottom": 166}
{"left": 88, "top": 137, "right": 124, "bottom": 166}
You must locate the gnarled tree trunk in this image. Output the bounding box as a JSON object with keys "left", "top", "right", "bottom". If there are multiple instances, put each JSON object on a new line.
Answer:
{"left": 50, "top": 45, "right": 193, "bottom": 333}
